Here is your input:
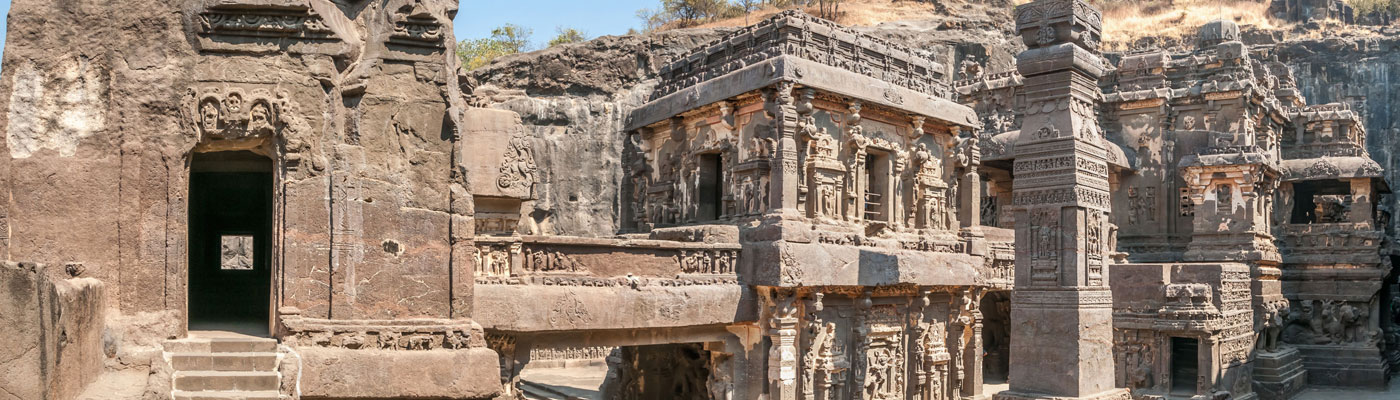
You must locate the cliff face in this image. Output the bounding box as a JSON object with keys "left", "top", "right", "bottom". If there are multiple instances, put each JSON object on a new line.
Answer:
{"left": 1277, "top": 33, "right": 1400, "bottom": 234}
{"left": 467, "top": 30, "right": 728, "bottom": 237}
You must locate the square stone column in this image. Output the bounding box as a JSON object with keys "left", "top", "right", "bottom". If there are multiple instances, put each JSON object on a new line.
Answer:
{"left": 995, "top": 1, "right": 1130, "bottom": 399}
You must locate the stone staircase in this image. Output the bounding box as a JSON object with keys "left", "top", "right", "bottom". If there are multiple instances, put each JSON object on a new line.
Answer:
{"left": 162, "top": 334, "right": 283, "bottom": 400}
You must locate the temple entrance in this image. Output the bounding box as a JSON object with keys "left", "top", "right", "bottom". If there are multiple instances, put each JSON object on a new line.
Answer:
{"left": 981, "top": 291, "right": 1012, "bottom": 386}
{"left": 599, "top": 343, "right": 715, "bottom": 400}
{"left": 187, "top": 151, "right": 274, "bottom": 336}
{"left": 1170, "top": 337, "right": 1199, "bottom": 394}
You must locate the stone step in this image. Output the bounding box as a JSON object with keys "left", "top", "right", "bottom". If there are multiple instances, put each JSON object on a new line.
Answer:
{"left": 171, "top": 352, "right": 280, "bottom": 372}
{"left": 164, "top": 338, "right": 279, "bottom": 354}
{"left": 171, "top": 390, "right": 281, "bottom": 400}
{"left": 172, "top": 371, "right": 280, "bottom": 392}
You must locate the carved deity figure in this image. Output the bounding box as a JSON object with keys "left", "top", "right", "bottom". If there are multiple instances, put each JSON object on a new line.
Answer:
{"left": 952, "top": 135, "right": 979, "bottom": 169}
{"left": 819, "top": 183, "right": 839, "bottom": 218}
{"left": 200, "top": 99, "right": 221, "bottom": 131}
{"left": 1122, "top": 343, "right": 1153, "bottom": 389}
{"left": 912, "top": 143, "right": 937, "bottom": 176}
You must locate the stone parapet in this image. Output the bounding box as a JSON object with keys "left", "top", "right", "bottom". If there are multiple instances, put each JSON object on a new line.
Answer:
{"left": 649, "top": 10, "right": 951, "bottom": 103}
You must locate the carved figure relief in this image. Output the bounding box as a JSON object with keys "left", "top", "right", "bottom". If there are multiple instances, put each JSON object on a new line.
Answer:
{"left": 190, "top": 88, "right": 286, "bottom": 142}
{"left": 497, "top": 131, "right": 539, "bottom": 193}
{"left": 1283, "top": 299, "right": 1379, "bottom": 346}
{"left": 1086, "top": 210, "right": 1105, "bottom": 286}
{"left": 1030, "top": 208, "right": 1061, "bottom": 286}
{"left": 522, "top": 248, "right": 587, "bottom": 273}
{"left": 1127, "top": 186, "right": 1157, "bottom": 224}
{"left": 1119, "top": 340, "right": 1153, "bottom": 389}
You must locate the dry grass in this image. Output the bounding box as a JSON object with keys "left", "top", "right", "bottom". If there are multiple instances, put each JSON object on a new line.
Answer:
{"left": 1094, "top": 0, "right": 1286, "bottom": 49}
{"left": 673, "top": 0, "right": 963, "bottom": 30}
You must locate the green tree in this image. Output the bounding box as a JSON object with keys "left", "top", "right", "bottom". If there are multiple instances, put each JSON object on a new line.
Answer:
{"left": 548, "top": 27, "right": 588, "bottom": 47}
{"left": 457, "top": 24, "right": 535, "bottom": 70}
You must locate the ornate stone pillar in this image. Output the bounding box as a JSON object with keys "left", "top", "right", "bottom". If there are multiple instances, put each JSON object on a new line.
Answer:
{"left": 997, "top": 1, "right": 1129, "bottom": 399}
{"left": 949, "top": 308, "right": 967, "bottom": 398}
{"left": 955, "top": 127, "right": 983, "bottom": 231}
{"left": 765, "top": 82, "right": 801, "bottom": 216}
{"left": 767, "top": 291, "right": 801, "bottom": 400}
{"left": 964, "top": 296, "right": 985, "bottom": 399}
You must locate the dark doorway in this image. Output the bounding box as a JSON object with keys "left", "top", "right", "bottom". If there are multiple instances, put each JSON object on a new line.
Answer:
{"left": 1170, "top": 337, "right": 1199, "bottom": 395}
{"left": 864, "top": 151, "right": 889, "bottom": 221}
{"left": 981, "top": 291, "right": 1011, "bottom": 385}
{"left": 600, "top": 343, "right": 712, "bottom": 400}
{"left": 188, "top": 151, "right": 274, "bottom": 336}
{"left": 697, "top": 153, "right": 723, "bottom": 221}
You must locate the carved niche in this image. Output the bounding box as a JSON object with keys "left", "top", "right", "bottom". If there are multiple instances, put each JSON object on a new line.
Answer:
{"left": 808, "top": 131, "right": 846, "bottom": 220}
{"left": 858, "top": 306, "right": 907, "bottom": 400}
{"left": 1029, "top": 207, "right": 1061, "bottom": 286}
{"left": 1086, "top": 209, "right": 1106, "bottom": 286}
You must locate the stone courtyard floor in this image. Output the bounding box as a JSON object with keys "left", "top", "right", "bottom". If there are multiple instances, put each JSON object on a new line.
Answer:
{"left": 519, "top": 365, "right": 607, "bottom": 399}
{"left": 1293, "top": 378, "right": 1400, "bottom": 400}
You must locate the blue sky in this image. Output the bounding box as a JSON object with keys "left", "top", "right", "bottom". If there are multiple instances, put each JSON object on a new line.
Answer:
{"left": 0, "top": 0, "right": 658, "bottom": 59}
{"left": 456, "top": 0, "right": 657, "bottom": 47}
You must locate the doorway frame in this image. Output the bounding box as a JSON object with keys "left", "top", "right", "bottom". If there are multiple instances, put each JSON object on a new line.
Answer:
{"left": 184, "top": 145, "right": 288, "bottom": 338}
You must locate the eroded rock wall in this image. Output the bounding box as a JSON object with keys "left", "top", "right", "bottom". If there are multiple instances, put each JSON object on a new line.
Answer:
{"left": 0, "top": 263, "right": 107, "bottom": 400}
{"left": 0, "top": 0, "right": 197, "bottom": 317}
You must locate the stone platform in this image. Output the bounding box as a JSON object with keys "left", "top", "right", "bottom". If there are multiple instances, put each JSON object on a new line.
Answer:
{"left": 1295, "top": 344, "right": 1391, "bottom": 389}
{"left": 1253, "top": 347, "right": 1307, "bottom": 400}
{"left": 992, "top": 388, "right": 1132, "bottom": 400}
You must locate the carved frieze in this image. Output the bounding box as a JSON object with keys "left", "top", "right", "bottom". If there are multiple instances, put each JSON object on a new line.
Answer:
{"left": 196, "top": 7, "right": 336, "bottom": 41}
{"left": 280, "top": 314, "right": 486, "bottom": 351}
{"left": 189, "top": 87, "right": 291, "bottom": 145}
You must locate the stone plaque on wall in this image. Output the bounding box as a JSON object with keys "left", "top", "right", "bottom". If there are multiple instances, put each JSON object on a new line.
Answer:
{"left": 221, "top": 235, "right": 254, "bottom": 270}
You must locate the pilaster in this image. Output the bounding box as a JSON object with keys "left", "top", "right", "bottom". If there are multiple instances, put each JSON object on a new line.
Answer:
{"left": 765, "top": 82, "right": 802, "bottom": 216}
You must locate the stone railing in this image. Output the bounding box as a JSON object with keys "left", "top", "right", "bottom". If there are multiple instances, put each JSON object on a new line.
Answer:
{"left": 1277, "top": 223, "right": 1385, "bottom": 264}
{"left": 650, "top": 10, "right": 951, "bottom": 101}
{"left": 473, "top": 236, "right": 742, "bottom": 285}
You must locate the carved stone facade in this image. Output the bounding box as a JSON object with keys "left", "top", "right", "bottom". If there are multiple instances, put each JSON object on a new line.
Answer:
{"left": 961, "top": 5, "right": 1396, "bottom": 399}
{"left": 3, "top": 1, "right": 1396, "bottom": 400}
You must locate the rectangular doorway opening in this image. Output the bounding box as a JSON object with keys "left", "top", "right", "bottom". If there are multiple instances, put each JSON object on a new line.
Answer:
{"left": 1170, "top": 337, "right": 1199, "bottom": 395}
{"left": 189, "top": 150, "right": 273, "bottom": 336}
{"left": 864, "top": 151, "right": 889, "bottom": 222}
{"left": 697, "top": 153, "right": 723, "bottom": 221}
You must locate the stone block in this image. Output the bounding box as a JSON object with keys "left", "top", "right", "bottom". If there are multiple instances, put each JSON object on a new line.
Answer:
{"left": 1253, "top": 348, "right": 1307, "bottom": 400}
